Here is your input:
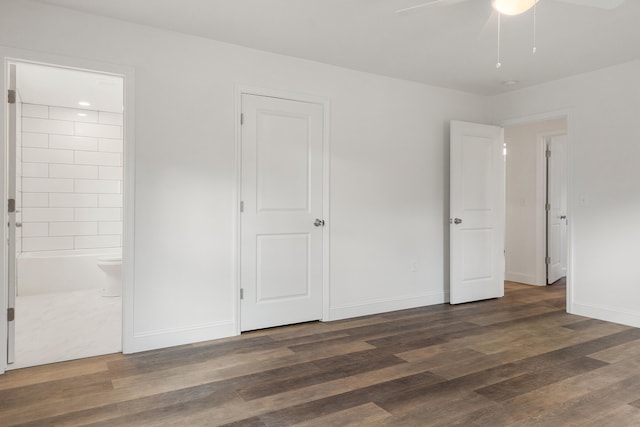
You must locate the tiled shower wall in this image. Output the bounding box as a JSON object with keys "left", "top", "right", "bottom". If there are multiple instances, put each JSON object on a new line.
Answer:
{"left": 19, "top": 103, "right": 123, "bottom": 252}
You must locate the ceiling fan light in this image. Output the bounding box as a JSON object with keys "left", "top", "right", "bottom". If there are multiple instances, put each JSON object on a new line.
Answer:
{"left": 492, "top": 0, "right": 539, "bottom": 15}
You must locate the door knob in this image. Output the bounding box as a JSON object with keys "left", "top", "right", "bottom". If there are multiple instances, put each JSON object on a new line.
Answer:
{"left": 560, "top": 215, "right": 567, "bottom": 220}
{"left": 453, "top": 218, "right": 462, "bottom": 224}
{"left": 314, "top": 219, "right": 325, "bottom": 227}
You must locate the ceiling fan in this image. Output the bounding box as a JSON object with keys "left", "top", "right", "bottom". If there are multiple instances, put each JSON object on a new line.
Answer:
{"left": 396, "top": 0, "right": 626, "bottom": 69}
{"left": 396, "top": 0, "right": 626, "bottom": 15}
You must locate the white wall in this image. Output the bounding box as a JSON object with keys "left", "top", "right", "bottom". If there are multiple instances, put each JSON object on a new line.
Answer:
{"left": 0, "top": 0, "right": 490, "bottom": 355}
{"left": 492, "top": 60, "right": 640, "bottom": 327}
{"left": 505, "top": 119, "right": 566, "bottom": 286}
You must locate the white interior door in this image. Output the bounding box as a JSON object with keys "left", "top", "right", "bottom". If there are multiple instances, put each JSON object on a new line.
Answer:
{"left": 450, "top": 120, "right": 505, "bottom": 304}
{"left": 546, "top": 135, "right": 568, "bottom": 284}
{"left": 240, "top": 94, "right": 324, "bottom": 331}
{"left": 6, "top": 63, "right": 17, "bottom": 364}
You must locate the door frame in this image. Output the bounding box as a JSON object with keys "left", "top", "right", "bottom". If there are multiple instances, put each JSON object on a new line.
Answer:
{"left": 233, "top": 85, "right": 331, "bottom": 334}
{"left": 543, "top": 133, "right": 568, "bottom": 284}
{"left": 0, "top": 47, "right": 136, "bottom": 374}
{"left": 501, "top": 109, "right": 574, "bottom": 314}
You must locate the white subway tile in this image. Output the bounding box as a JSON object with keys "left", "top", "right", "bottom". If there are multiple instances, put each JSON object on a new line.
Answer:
{"left": 50, "top": 164, "right": 98, "bottom": 179}
{"left": 22, "top": 193, "right": 49, "bottom": 208}
{"left": 74, "top": 179, "right": 121, "bottom": 194}
{"left": 98, "top": 112, "right": 123, "bottom": 126}
{"left": 98, "top": 194, "right": 123, "bottom": 208}
{"left": 22, "top": 133, "right": 48, "bottom": 148}
{"left": 23, "top": 237, "right": 74, "bottom": 252}
{"left": 98, "top": 138, "right": 123, "bottom": 153}
{"left": 22, "top": 118, "right": 73, "bottom": 135}
{"left": 23, "top": 147, "right": 74, "bottom": 164}
{"left": 98, "top": 166, "right": 123, "bottom": 180}
{"left": 49, "top": 222, "right": 98, "bottom": 236}
{"left": 23, "top": 178, "right": 74, "bottom": 193}
{"left": 49, "top": 107, "right": 98, "bottom": 123}
{"left": 74, "top": 151, "right": 121, "bottom": 166}
{"left": 22, "top": 178, "right": 48, "bottom": 192}
{"left": 49, "top": 135, "right": 97, "bottom": 151}
{"left": 49, "top": 193, "right": 98, "bottom": 208}
{"left": 74, "top": 122, "right": 121, "bottom": 139}
{"left": 74, "top": 234, "right": 121, "bottom": 249}
{"left": 73, "top": 179, "right": 98, "bottom": 193}
{"left": 74, "top": 207, "right": 121, "bottom": 221}
{"left": 22, "top": 163, "right": 49, "bottom": 178}
{"left": 22, "top": 104, "right": 48, "bottom": 119}
{"left": 22, "top": 222, "right": 49, "bottom": 237}
{"left": 98, "top": 221, "right": 122, "bottom": 235}
{"left": 22, "top": 208, "right": 74, "bottom": 222}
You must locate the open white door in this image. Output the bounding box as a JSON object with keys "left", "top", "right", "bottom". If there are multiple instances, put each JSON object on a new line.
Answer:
{"left": 450, "top": 120, "right": 505, "bottom": 304}
{"left": 6, "top": 63, "right": 16, "bottom": 364}
{"left": 546, "top": 135, "right": 568, "bottom": 284}
{"left": 240, "top": 94, "right": 324, "bottom": 331}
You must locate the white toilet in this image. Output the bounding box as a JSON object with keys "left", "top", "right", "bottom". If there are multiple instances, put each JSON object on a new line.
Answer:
{"left": 97, "top": 254, "right": 122, "bottom": 297}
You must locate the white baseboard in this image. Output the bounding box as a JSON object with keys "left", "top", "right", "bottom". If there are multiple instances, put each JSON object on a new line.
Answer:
{"left": 571, "top": 302, "right": 640, "bottom": 329}
{"left": 505, "top": 272, "right": 543, "bottom": 286}
{"left": 124, "top": 321, "right": 236, "bottom": 354}
{"left": 328, "top": 292, "right": 448, "bottom": 321}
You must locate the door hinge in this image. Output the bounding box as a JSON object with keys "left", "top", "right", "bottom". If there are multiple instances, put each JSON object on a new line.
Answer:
{"left": 8, "top": 198, "right": 15, "bottom": 213}
{"left": 545, "top": 203, "right": 551, "bottom": 211}
{"left": 240, "top": 288, "right": 244, "bottom": 300}
{"left": 545, "top": 257, "right": 551, "bottom": 265}
{"left": 7, "top": 307, "right": 15, "bottom": 322}
{"left": 240, "top": 201, "right": 244, "bottom": 213}
{"left": 545, "top": 148, "right": 551, "bottom": 158}
{"left": 240, "top": 113, "right": 244, "bottom": 125}
{"left": 7, "top": 89, "right": 16, "bottom": 104}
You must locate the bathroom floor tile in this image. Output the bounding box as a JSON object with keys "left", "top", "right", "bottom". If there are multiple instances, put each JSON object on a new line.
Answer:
{"left": 10, "top": 288, "right": 121, "bottom": 369}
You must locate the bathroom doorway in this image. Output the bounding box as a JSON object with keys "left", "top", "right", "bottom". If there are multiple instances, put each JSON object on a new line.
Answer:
{"left": 6, "top": 61, "right": 125, "bottom": 369}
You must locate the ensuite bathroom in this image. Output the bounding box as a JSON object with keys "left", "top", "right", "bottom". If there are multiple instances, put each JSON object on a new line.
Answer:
{"left": 8, "top": 62, "right": 124, "bottom": 369}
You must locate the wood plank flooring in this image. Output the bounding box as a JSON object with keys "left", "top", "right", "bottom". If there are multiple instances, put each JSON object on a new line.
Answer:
{"left": 3, "top": 280, "right": 640, "bottom": 426}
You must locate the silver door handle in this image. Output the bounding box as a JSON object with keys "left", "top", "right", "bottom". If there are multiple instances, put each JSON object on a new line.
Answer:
{"left": 15, "top": 222, "right": 21, "bottom": 228}
{"left": 453, "top": 218, "right": 462, "bottom": 224}
{"left": 314, "top": 219, "right": 325, "bottom": 227}
{"left": 560, "top": 216, "right": 567, "bottom": 220}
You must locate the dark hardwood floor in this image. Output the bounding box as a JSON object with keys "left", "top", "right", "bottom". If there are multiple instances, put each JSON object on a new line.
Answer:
{"left": 3, "top": 280, "right": 640, "bottom": 426}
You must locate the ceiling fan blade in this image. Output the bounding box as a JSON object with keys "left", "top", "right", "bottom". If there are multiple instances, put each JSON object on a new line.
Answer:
{"left": 395, "top": 0, "right": 454, "bottom": 14}
{"left": 553, "top": 0, "right": 625, "bottom": 9}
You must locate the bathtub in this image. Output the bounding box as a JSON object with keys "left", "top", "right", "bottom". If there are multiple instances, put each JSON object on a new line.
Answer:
{"left": 17, "top": 248, "right": 121, "bottom": 296}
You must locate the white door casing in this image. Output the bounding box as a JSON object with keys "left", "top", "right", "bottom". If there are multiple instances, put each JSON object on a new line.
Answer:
{"left": 450, "top": 120, "right": 505, "bottom": 304}
{"left": 240, "top": 94, "right": 324, "bottom": 331}
{"left": 6, "top": 64, "right": 16, "bottom": 364}
{"left": 547, "top": 135, "right": 568, "bottom": 284}
{"left": 0, "top": 51, "right": 137, "bottom": 373}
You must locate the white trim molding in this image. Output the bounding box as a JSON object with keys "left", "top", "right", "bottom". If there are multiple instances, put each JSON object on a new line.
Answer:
{"left": 328, "top": 292, "right": 448, "bottom": 321}
{"left": 572, "top": 302, "right": 640, "bottom": 329}
{"left": 125, "top": 321, "right": 236, "bottom": 354}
